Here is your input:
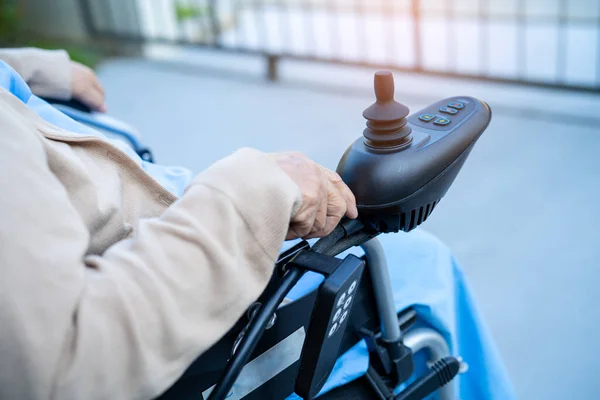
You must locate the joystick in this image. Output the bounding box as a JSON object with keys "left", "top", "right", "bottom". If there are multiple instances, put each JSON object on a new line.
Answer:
{"left": 362, "top": 71, "right": 412, "bottom": 151}
{"left": 337, "top": 71, "right": 491, "bottom": 233}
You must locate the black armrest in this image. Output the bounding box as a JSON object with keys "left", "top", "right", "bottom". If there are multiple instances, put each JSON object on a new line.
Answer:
{"left": 41, "top": 97, "right": 93, "bottom": 113}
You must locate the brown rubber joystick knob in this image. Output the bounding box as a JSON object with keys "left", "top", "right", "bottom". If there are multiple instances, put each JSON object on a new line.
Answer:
{"left": 362, "top": 71, "right": 412, "bottom": 150}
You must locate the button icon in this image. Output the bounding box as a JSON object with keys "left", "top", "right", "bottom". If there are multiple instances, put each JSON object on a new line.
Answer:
{"left": 344, "top": 296, "right": 353, "bottom": 310}
{"left": 433, "top": 117, "right": 451, "bottom": 126}
{"left": 340, "top": 310, "right": 349, "bottom": 323}
{"left": 328, "top": 322, "right": 339, "bottom": 338}
{"left": 337, "top": 293, "right": 347, "bottom": 308}
{"left": 448, "top": 102, "right": 464, "bottom": 109}
{"left": 419, "top": 114, "right": 435, "bottom": 122}
{"left": 348, "top": 280, "right": 357, "bottom": 294}
{"left": 333, "top": 308, "right": 342, "bottom": 322}
{"left": 439, "top": 107, "right": 458, "bottom": 115}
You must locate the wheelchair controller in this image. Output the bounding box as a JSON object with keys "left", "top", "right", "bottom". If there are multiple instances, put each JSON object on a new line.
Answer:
{"left": 337, "top": 70, "right": 491, "bottom": 234}
{"left": 204, "top": 71, "right": 490, "bottom": 400}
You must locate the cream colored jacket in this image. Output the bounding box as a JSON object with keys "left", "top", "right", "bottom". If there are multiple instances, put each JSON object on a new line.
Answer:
{"left": 0, "top": 50, "right": 302, "bottom": 399}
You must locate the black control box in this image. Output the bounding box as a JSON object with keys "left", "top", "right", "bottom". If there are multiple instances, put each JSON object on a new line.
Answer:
{"left": 295, "top": 255, "right": 365, "bottom": 399}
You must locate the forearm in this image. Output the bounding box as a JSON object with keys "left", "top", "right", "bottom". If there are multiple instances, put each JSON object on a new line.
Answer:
{"left": 0, "top": 47, "right": 72, "bottom": 99}
{"left": 0, "top": 90, "right": 302, "bottom": 399}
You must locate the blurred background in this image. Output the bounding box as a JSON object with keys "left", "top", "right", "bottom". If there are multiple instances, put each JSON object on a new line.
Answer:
{"left": 1, "top": 0, "right": 599, "bottom": 398}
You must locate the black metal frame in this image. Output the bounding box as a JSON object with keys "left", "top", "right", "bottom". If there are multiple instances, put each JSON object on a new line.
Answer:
{"left": 79, "top": 0, "right": 600, "bottom": 93}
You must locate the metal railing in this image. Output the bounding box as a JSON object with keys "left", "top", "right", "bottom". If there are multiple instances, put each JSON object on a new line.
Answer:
{"left": 80, "top": 0, "right": 600, "bottom": 92}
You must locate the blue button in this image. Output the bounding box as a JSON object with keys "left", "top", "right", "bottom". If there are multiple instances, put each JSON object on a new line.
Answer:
{"left": 419, "top": 114, "right": 435, "bottom": 122}
{"left": 448, "top": 102, "right": 464, "bottom": 109}
{"left": 439, "top": 107, "right": 458, "bottom": 115}
{"left": 433, "top": 117, "right": 451, "bottom": 126}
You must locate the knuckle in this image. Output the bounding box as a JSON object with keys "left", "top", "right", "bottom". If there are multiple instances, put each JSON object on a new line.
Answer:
{"left": 304, "top": 192, "right": 318, "bottom": 205}
{"left": 314, "top": 216, "right": 326, "bottom": 231}
{"left": 295, "top": 222, "right": 312, "bottom": 237}
{"left": 329, "top": 171, "right": 343, "bottom": 183}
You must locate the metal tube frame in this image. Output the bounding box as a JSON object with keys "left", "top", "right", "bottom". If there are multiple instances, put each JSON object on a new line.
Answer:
{"left": 361, "top": 238, "right": 455, "bottom": 400}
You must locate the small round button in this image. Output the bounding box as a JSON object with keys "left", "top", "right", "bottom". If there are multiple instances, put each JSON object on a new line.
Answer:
{"left": 448, "top": 101, "right": 464, "bottom": 109}
{"left": 348, "top": 280, "right": 357, "bottom": 294}
{"left": 328, "top": 322, "right": 339, "bottom": 338}
{"left": 333, "top": 308, "right": 342, "bottom": 322}
{"left": 340, "top": 310, "right": 349, "bottom": 323}
{"left": 344, "top": 296, "right": 353, "bottom": 309}
{"left": 337, "top": 293, "right": 347, "bottom": 308}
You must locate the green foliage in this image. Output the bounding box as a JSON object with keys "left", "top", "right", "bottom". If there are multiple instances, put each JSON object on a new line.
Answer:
{"left": 27, "top": 39, "right": 104, "bottom": 69}
{"left": 175, "top": 2, "right": 207, "bottom": 22}
{"left": 0, "top": 0, "right": 103, "bottom": 69}
{"left": 0, "top": 0, "right": 21, "bottom": 42}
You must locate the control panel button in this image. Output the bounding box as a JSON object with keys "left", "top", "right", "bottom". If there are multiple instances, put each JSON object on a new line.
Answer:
{"left": 348, "top": 280, "right": 357, "bottom": 294}
{"left": 337, "top": 293, "right": 347, "bottom": 308}
{"left": 328, "top": 322, "right": 339, "bottom": 338}
{"left": 343, "top": 296, "right": 352, "bottom": 309}
{"left": 419, "top": 114, "right": 435, "bottom": 122}
{"left": 433, "top": 117, "right": 451, "bottom": 126}
{"left": 340, "top": 310, "right": 349, "bottom": 323}
{"left": 439, "top": 107, "right": 458, "bottom": 115}
{"left": 333, "top": 308, "right": 342, "bottom": 322}
{"left": 448, "top": 101, "right": 464, "bottom": 109}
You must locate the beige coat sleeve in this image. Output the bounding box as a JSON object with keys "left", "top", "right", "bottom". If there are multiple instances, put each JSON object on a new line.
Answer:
{"left": 0, "top": 90, "right": 302, "bottom": 399}
{"left": 0, "top": 47, "right": 72, "bottom": 99}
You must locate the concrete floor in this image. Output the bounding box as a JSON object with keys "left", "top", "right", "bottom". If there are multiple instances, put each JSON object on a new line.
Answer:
{"left": 97, "top": 52, "right": 600, "bottom": 400}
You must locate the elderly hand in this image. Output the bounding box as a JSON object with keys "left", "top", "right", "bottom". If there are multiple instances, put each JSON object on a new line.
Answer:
{"left": 269, "top": 152, "right": 358, "bottom": 240}
{"left": 71, "top": 61, "right": 107, "bottom": 112}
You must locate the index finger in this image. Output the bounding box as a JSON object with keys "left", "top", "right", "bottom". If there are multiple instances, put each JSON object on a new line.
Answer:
{"left": 322, "top": 168, "right": 358, "bottom": 219}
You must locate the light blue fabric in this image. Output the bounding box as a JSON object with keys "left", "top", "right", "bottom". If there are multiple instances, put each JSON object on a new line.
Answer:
{"left": 285, "top": 231, "right": 517, "bottom": 399}
{"left": 1, "top": 60, "right": 516, "bottom": 399}
{"left": 0, "top": 61, "right": 194, "bottom": 197}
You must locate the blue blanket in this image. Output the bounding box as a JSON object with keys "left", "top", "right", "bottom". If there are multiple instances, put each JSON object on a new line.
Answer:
{"left": 1, "top": 61, "right": 516, "bottom": 400}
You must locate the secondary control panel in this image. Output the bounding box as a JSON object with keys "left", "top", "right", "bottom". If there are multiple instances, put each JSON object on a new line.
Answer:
{"left": 410, "top": 98, "right": 477, "bottom": 131}
{"left": 295, "top": 255, "right": 365, "bottom": 399}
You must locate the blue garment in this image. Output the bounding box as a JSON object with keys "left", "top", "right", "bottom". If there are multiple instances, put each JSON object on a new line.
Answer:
{"left": 0, "top": 61, "right": 194, "bottom": 197}
{"left": 1, "top": 61, "right": 516, "bottom": 399}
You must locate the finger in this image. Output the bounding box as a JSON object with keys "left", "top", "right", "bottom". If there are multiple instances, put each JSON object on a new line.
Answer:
{"left": 93, "top": 78, "right": 106, "bottom": 96}
{"left": 81, "top": 88, "right": 106, "bottom": 112}
{"left": 305, "top": 192, "right": 328, "bottom": 238}
{"left": 290, "top": 200, "right": 319, "bottom": 238}
{"left": 324, "top": 187, "right": 347, "bottom": 233}
{"left": 312, "top": 187, "right": 328, "bottom": 234}
{"left": 322, "top": 168, "right": 358, "bottom": 219}
{"left": 289, "top": 219, "right": 313, "bottom": 239}
{"left": 306, "top": 179, "right": 347, "bottom": 238}
{"left": 286, "top": 227, "right": 303, "bottom": 241}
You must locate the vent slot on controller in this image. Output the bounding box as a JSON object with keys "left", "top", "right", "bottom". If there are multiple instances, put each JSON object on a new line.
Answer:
{"left": 400, "top": 200, "right": 439, "bottom": 231}
{"left": 366, "top": 199, "right": 440, "bottom": 233}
